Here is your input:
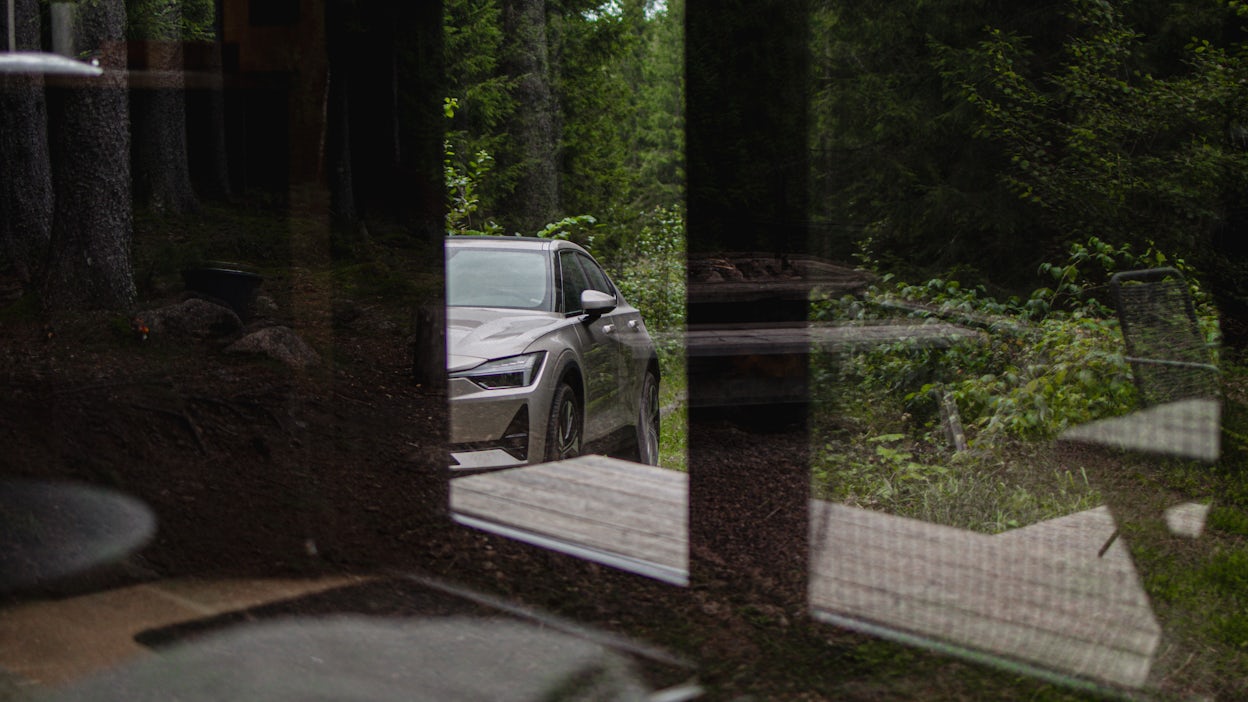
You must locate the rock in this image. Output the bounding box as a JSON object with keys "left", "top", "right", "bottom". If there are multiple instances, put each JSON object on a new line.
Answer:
{"left": 253, "top": 294, "right": 279, "bottom": 318}
{"left": 226, "top": 326, "right": 321, "bottom": 369}
{"left": 137, "top": 298, "right": 242, "bottom": 340}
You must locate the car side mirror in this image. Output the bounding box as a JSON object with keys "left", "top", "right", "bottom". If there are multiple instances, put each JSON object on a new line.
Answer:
{"left": 580, "top": 290, "right": 617, "bottom": 319}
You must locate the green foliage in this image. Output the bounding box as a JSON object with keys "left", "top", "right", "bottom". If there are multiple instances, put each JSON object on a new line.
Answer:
{"left": 126, "top": 0, "right": 216, "bottom": 41}
{"left": 816, "top": 237, "right": 1219, "bottom": 443}
{"left": 444, "top": 98, "right": 503, "bottom": 237}
{"left": 608, "top": 205, "right": 685, "bottom": 331}
{"left": 813, "top": 433, "right": 948, "bottom": 505}
{"left": 444, "top": 0, "right": 516, "bottom": 215}
{"left": 535, "top": 215, "right": 598, "bottom": 245}
{"left": 1209, "top": 505, "right": 1248, "bottom": 536}
{"left": 812, "top": 0, "right": 1248, "bottom": 296}
{"left": 444, "top": 1, "right": 683, "bottom": 231}
{"left": 1198, "top": 548, "right": 1248, "bottom": 649}
{"left": 939, "top": 0, "right": 1248, "bottom": 265}
{"left": 554, "top": 0, "right": 684, "bottom": 217}
{"left": 445, "top": 99, "right": 600, "bottom": 242}
{"left": 808, "top": 0, "right": 1042, "bottom": 276}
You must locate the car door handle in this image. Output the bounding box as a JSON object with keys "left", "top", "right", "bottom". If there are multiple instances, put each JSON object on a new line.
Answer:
{"left": 602, "top": 324, "right": 615, "bottom": 334}
{"left": 627, "top": 320, "right": 640, "bottom": 331}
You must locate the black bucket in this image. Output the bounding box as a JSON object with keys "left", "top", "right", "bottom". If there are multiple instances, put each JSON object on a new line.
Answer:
{"left": 182, "top": 266, "right": 263, "bottom": 320}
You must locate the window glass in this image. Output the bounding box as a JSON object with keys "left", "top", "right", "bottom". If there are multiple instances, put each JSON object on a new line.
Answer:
{"left": 446, "top": 248, "right": 550, "bottom": 310}
{"left": 577, "top": 253, "right": 615, "bottom": 297}
{"left": 559, "top": 250, "right": 590, "bottom": 314}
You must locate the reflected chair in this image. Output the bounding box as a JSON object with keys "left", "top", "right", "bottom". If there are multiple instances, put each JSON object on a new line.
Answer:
{"left": 1111, "top": 267, "right": 1219, "bottom": 407}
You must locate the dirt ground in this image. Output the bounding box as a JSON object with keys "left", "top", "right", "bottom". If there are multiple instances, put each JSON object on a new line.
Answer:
{"left": 0, "top": 294, "right": 452, "bottom": 577}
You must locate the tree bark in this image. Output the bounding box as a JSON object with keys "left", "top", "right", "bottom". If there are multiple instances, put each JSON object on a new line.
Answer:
{"left": 0, "top": 0, "right": 53, "bottom": 284}
{"left": 342, "top": 2, "right": 399, "bottom": 224}
{"left": 325, "top": 0, "right": 360, "bottom": 240}
{"left": 185, "top": 0, "right": 231, "bottom": 201}
{"left": 501, "top": 0, "right": 559, "bottom": 234}
{"left": 42, "top": 0, "right": 136, "bottom": 311}
{"left": 393, "top": 2, "right": 446, "bottom": 387}
{"left": 129, "top": 2, "right": 198, "bottom": 215}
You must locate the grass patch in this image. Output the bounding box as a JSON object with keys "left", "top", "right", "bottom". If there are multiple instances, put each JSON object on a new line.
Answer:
{"left": 1209, "top": 504, "right": 1248, "bottom": 536}
{"left": 811, "top": 424, "right": 1102, "bottom": 532}
{"left": 656, "top": 340, "right": 687, "bottom": 472}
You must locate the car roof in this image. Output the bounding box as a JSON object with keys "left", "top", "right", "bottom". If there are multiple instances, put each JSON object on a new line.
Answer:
{"left": 444, "top": 236, "right": 585, "bottom": 254}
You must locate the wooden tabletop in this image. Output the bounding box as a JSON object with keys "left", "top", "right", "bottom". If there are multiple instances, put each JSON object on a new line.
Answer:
{"left": 451, "top": 455, "right": 1160, "bottom": 690}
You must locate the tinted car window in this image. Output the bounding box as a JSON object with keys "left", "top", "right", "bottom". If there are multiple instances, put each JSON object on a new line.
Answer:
{"left": 578, "top": 253, "right": 615, "bottom": 298}
{"left": 559, "top": 250, "right": 591, "bottom": 314}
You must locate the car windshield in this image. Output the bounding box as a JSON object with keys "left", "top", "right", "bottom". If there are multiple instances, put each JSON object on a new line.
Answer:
{"left": 446, "top": 247, "right": 551, "bottom": 310}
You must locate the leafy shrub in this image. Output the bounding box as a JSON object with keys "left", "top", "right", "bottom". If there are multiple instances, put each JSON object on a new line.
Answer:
{"left": 609, "top": 205, "right": 686, "bottom": 332}
{"left": 814, "top": 237, "right": 1219, "bottom": 443}
{"left": 444, "top": 98, "right": 502, "bottom": 237}
{"left": 812, "top": 433, "right": 949, "bottom": 507}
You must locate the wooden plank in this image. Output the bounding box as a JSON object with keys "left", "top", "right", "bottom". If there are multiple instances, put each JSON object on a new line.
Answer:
{"left": 449, "top": 484, "right": 683, "bottom": 544}
{"left": 449, "top": 472, "right": 683, "bottom": 537}
{"left": 994, "top": 506, "right": 1133, "bottom": 570}
{"left": 451, "top": 457, "right": 689, "bottom": 577}
{"left": 810, "top": 580, "right": 1154, "bottom": 688}
{"left": 1164, "top": 501, "right": 1210, "bottom": 538}
{"left": 809, "top": 501, "right": 1160, "bottom": 688}
{"left": 813, "top": 504, "right": 1151, "bottom": 607}
{"left": 465, "top": 460, "right": 687, "bottom": 505}
{"left": 811, "top": 504, "right": 1157, "bottom": 630}
{"left": 450, "top": 456, "right": 687, "bottom": 505}
{"left": 452, "top": 475, "right": 684, "bottom": 528}
{"left": 1059, "top": 398, "right": 1221, "bottom": 463}
{"left": 537, "top": 454, "right": 688, "bottom": 493}
{"left": 811, "top": 528, "right": 1157, "bottom": 642}
{"left": 451, "top": 489, "right": 687, "bottom": 571}
{"left": 809, "top": 543, "right": 1158, "bottom": 655}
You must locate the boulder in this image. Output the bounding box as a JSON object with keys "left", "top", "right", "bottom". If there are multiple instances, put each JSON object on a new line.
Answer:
{"left": 226, "top": 326, "right": 321, "bottom": 369}
{"left": 137, "top": 298, "right": 242, "bottom": 340}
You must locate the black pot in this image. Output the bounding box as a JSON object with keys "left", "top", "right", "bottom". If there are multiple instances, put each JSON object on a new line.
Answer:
{"left": 182, "top": 267, "right": 263, "bottom": 320}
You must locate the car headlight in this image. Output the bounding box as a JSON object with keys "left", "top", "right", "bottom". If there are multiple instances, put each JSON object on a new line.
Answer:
{"left": 451, "top": 352, "right": 546, "bottom": 389}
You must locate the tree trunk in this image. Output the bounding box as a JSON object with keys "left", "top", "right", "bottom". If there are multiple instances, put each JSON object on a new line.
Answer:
{"left": 185, "top": 0, "right": 231, "bottom": 201}
{"left": 0, "top": 0, "right": 53, "bottom": 285}
{"left": 129, "top": 3, "right": 198, "bottom": 215}
{"left": 42, "top": 0, "right": 136, "bottom": 311}
{"left": 501, "top": 0, "right": 559, "bottom": 234}
{"left": 393, "top": 2, "right": 446, "bottom": 387}
{"left": 325, "top": 0, "right": 360, "bottom": 241}
{"left": 342, "top": 2, "right": 399, "bottom": 224}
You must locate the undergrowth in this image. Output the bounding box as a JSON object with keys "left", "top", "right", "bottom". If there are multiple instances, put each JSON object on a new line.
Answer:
{"left": 810, "top": 237, "right": 1218, "bottom": 531}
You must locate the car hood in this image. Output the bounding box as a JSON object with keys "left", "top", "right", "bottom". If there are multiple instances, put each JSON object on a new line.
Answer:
{"left": 446, "top": 307, "right": 566, "bottom": 372}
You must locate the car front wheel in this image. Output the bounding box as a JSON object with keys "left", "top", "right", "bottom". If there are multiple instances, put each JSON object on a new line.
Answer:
{"left": 635, "top": 370, "right": 660, "bottom": 465}
{"left": 544, "top": 382, "right": 582, "bottom": 462}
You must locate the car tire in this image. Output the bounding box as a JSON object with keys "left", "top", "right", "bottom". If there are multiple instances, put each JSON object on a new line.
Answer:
{"left": 635, "top": 370, "right": 660, "bottom": 465}
{"left": 544, "top": 381, "right": 582, "bottom": 462}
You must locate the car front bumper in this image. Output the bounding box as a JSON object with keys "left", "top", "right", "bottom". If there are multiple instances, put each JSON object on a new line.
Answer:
{"left": 448, "top": 375, "right": 554, "bottom": 470}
